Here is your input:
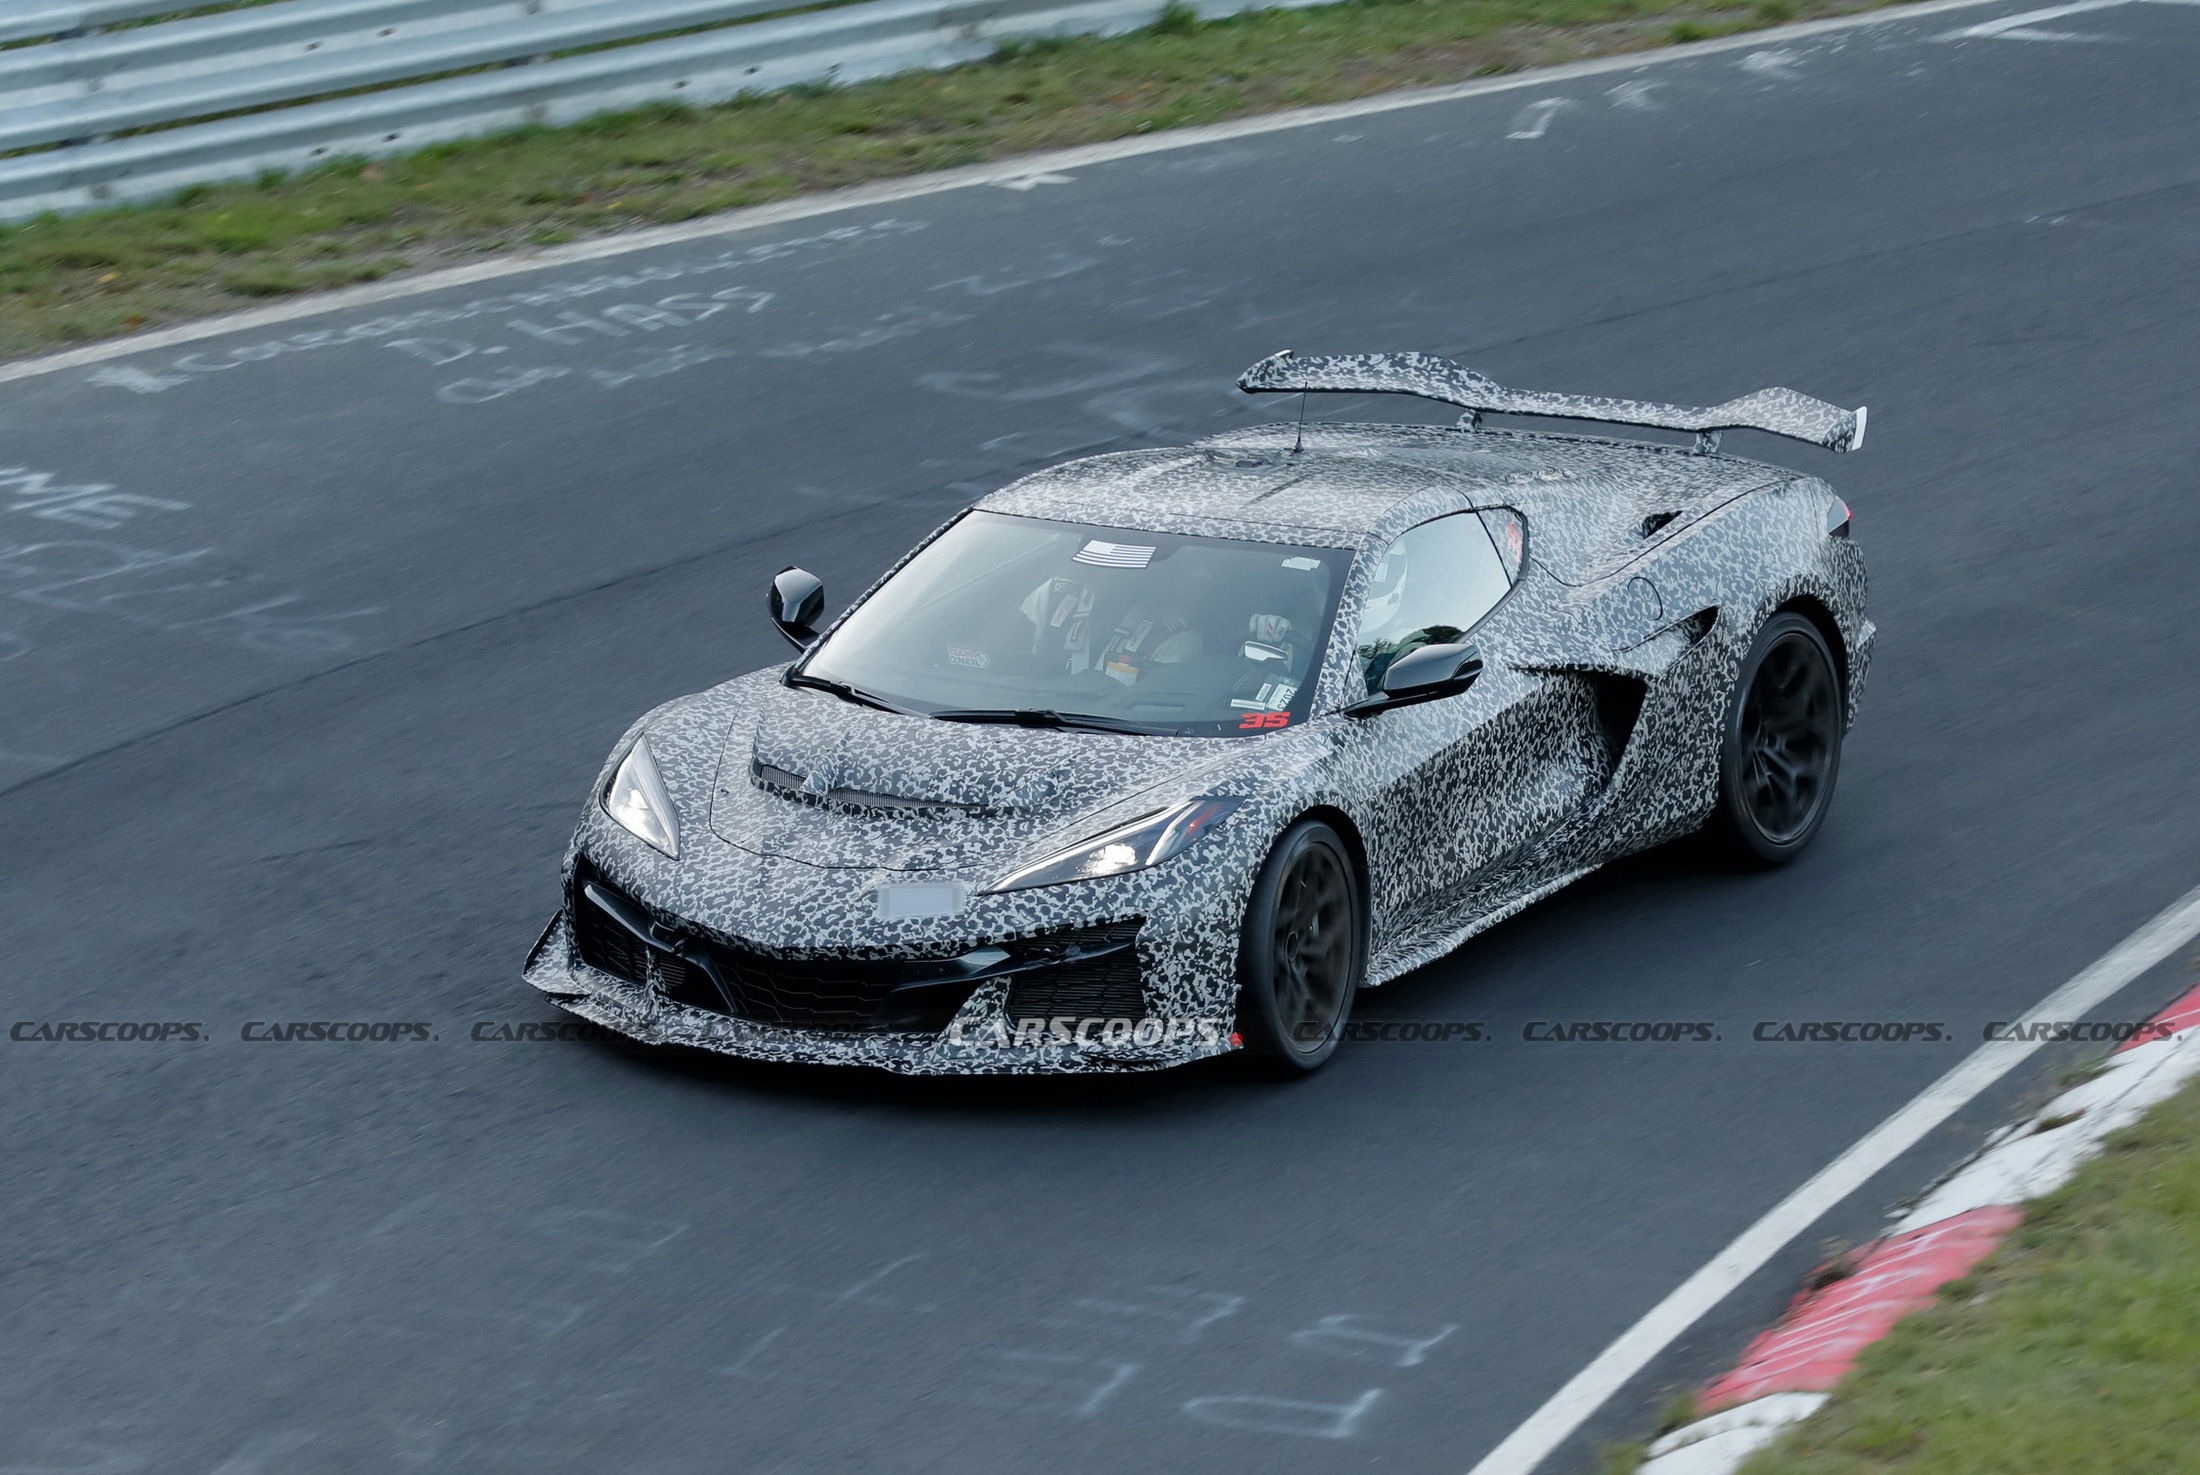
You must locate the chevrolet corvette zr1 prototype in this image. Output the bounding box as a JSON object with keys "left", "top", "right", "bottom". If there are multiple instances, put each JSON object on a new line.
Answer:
{"left": 523, "top": 351, "right": 1872, "bottom": 1075}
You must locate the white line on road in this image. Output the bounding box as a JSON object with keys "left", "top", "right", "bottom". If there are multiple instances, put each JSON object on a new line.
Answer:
{"left": 1948, "top": 0, "right": 2136, "bottom": 38}
{"left": 1465, "top": 878, "right": 2200, "bottom": 1475}
{"left": 1505, "top": 98, "right": 1571, "bottom": 139}
{"left": 1943, "top": 0, "right": 2200, "bottom": 39}
{"left": 0, "top": 0, "right": 2021, "bottom": 389}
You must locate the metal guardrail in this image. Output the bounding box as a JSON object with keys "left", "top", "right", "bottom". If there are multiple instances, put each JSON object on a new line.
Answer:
{"left": 0, "top": 1, "right": 625, "bottom": 108}
{"left": 0, "top": 0, "right": 804, "bottom": 144}
{"left": 0, "top": 0, "right": 1322, "bottom": 219}
{"left": 0, "top": 0, "right": 225, "bottom": 45}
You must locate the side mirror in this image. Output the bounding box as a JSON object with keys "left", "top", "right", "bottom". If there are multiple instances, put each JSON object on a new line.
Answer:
{"left": 768, "top": 566, "right": 826, "bottom": 648}
{"left": 1342, "top": 642, "right": 1483, "bottom": 717}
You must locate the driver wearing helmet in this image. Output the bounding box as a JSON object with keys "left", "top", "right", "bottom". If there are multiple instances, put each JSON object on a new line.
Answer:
{"left": 1355, "top": 538, "right": 1457, "bottom": 692}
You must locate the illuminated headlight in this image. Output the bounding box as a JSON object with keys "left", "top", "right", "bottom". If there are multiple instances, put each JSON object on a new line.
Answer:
{"left": 602, "top": 735, "right": 680, "bottom": 858}
{"left": 989, "top": 798, "right": 1242, "bottom": 893}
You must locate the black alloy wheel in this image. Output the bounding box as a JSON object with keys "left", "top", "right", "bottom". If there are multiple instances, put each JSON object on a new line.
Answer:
{"left": 1709, "top": 611, "right": 1844, "bottom": 864}
{"left": 1236, "top": 819, "right": 1365, "bottom": 1074}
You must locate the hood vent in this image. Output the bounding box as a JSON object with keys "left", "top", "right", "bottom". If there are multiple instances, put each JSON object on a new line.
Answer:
{"left": 752, "top": 760, "right": 982, "bottom": 815}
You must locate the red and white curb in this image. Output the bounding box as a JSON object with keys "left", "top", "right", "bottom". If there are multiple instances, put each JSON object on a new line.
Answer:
{"left": 1639, "top": 979, "right": 2200, "bottom": 1475}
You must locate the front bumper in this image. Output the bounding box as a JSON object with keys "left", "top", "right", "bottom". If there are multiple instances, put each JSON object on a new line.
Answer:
{"left": 522, "top": 903, "right": 1241, "bottom": 1077}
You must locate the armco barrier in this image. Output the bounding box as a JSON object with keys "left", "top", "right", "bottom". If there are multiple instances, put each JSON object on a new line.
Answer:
{"left": 0, "top": 1, "right": 630, "bottom": 111}
{"left": 0, "top": 1, "right": 215, "bottom": 45}
{"left": 0, "top": 0, "right": 1325, "bottom": 219}
{"left": 0, "top": 0, "right": 834, "bottom": 150}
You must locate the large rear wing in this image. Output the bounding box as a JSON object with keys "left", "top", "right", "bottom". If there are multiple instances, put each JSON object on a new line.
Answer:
{"left": 1236, "top": 350, "right": 1866, "bottom": 453}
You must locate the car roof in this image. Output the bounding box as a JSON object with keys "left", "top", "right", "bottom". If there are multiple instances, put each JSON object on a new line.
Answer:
{"left": 975, "top": 422, "right": 1791, "bottom": 549}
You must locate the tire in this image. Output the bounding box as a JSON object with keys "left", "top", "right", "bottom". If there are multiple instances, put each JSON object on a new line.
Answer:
{"left": 1706, "top": 612, "right": 1844, "bottom": 865}
{"left": 1235, "top": 818, "right": 1366, "bottom": 1075}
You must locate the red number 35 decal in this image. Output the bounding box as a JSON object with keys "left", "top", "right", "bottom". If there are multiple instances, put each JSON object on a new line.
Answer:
{"left": 1237, "top": 711, "right": 1291, "bottom": 729}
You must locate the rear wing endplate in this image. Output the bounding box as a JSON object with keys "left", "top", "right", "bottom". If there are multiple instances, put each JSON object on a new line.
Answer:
{"left": 1237, "top": 350, "right": 1866, "bottom": 453}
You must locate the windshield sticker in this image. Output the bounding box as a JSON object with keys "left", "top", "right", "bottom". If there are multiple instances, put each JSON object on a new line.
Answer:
{"left": 946, "top": 646, "right": 989, "bottom": 668}
{"left": 1230, "top": 681, "right": 1298, "bottom": 713}
{"left": 1280, "top": 556, "right": 1323, "bottom": 571}
{"left": 1237, "top": 711, "right": 1292, "bottom": 729}
{"left": 1074, "top": 540, "right": 1157, "bottom": 568}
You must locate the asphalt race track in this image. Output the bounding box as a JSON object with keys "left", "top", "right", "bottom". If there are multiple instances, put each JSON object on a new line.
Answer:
{"left": 5, "top": 4, "right": 2200, "bottom": 1469}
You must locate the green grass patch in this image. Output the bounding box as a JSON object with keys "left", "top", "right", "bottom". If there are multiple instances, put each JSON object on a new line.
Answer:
{"left": 0, "top": 0, "right": 1894, "bottom": 361}
{"left": 1741, "top": 1071, "right": 2200, "bottom": 1474}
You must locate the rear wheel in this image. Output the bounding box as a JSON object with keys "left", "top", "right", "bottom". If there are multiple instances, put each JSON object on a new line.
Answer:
{"left": 1235, "top": 819, "right": 1365, "bottom": 1074}
{"left": 1707, "top": 612, "right": 1844, "bottom": 865}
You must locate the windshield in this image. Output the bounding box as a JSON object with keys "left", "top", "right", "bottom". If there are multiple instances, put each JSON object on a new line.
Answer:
{"left": 798, "top": 512, "right": 1349, "bottom": 736}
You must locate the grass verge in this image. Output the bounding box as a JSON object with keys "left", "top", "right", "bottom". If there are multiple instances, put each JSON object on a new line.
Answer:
{"left": 1738, "top": 1069, "right": 2200, "bottom": 1474}
{"left": 0, "top": 0, "right": 1889, "bottom": 361}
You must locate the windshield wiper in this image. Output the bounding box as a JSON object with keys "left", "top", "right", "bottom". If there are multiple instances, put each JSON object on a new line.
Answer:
{"left": 784, "top": 673, "right": 915, "bottom": 715}
{"left": 930, "top": 708, "right": 1184, "bottom": 736}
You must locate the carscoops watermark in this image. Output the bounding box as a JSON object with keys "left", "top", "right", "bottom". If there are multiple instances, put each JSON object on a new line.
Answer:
{"left": 1983, "top": 1020, "right": 2175, "bottom": 1044}
{"left": 947, "top": 1017, "right": 1231, "bottom": 1048}
{"left": 1523, "top": 1020, "right": 1716, "bottom": 1042}
{"left": 240, "top": 1021, "right": 432, "bottom": 1042}
{"left": 1754, "top": 1021, "right": 1949, "bottom": 1042}
{"left": 11, "top": 1020, "right": 205, "bottom": 1041}
{"left": 471, "top": 1020, "right": 619, "bottom": 1042}
{"left": 1301, "top": 1020, "right": 1489, "bottom": 1043}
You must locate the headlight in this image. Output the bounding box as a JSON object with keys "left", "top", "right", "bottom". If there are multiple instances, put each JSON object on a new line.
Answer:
{"left": 989, "top": 797, "right": 1241, "bottom": 893}
{"left": 602, "top": 735, "right": 680, "bottom": 858}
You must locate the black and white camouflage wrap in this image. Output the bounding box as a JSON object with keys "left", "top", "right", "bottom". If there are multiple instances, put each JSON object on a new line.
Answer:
{"left": 1238, "top": 351, "right": 1867, "bottom": 453}
{"left": 524, "top": 405, "right": 1872, "bottom": 1075}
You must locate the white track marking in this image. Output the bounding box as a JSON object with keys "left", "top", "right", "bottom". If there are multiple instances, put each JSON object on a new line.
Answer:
{"left": 1892, "top": 1025, "right": 2200, "bottom": 1229}
{"left": 0, "top": 0, "right": 2021, "bottom": 389}
{"left": 1643, "top": 1392, "right": 1828, "bottom": 1466}
{"left": 1947, "top": 0, "right": 2131, "bottom": 37}
{"left": 1465, "top": 878, "right": 2200, "bottom": 1475}
{"left": 1738, "top": 48, "right": 1804, "bottom": 76}
{"left": 1506, "top": 98, "right": 1571, "bottom": 138}
{"left": 1945, "top": 0, "right": 2200, "bottom": 39}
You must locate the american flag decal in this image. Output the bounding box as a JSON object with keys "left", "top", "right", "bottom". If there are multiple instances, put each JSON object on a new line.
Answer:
{"left": 1073, "top": 540, "right": 1156, "bottom": 568}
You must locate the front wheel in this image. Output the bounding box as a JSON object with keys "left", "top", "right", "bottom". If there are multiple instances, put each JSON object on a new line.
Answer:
{"left": 1706, "top": 612, "right": 1844, "bottom": 865}
{"left": 1235, "top": 819, "right": 1366, "bottom": 1075}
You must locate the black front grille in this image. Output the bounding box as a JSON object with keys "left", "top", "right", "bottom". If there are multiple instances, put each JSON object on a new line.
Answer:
{"left": 1002, "top": 921, "right": 1147, "bottom": 1021}
{"left": 567, "top": 863, "right": 1145, "bottom": 1034}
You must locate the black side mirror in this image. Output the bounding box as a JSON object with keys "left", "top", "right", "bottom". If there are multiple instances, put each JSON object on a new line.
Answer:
{"left": 1342, "top": 642, "right": 1483, "bottom": 717}
{"left": 768, "top": 566, "right": 826, "bottom": 648}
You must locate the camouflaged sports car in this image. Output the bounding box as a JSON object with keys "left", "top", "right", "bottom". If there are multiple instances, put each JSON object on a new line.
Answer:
{"left": 523, "top": 351, "right": 1872, "bottom": 1075}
